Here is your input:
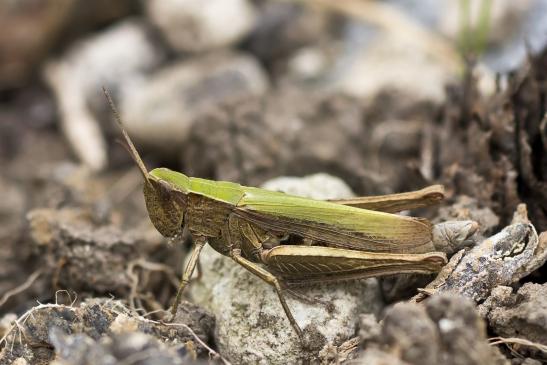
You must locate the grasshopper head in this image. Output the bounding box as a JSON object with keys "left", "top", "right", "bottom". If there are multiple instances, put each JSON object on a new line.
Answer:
{"left": 143, "top": 176, "right": 187, "bottom": 238}
{"left": 145, "top": 168, "right": 190, "bottom": 238}
{"left": 103, "top": 87, "right": 187, "bottom": 238}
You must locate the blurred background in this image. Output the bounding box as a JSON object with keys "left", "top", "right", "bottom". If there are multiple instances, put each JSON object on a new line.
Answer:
{"left": 2, "top": 0, "right": 547, "bottom": 186}
{"left": 1, "top": 0, "right": 547, "bottom": 362}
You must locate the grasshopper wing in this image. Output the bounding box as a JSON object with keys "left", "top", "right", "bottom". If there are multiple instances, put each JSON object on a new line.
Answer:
{"left": 262, "top": 245, "right": 447, "bottom": 284}
{"left": 328, "top": 185, "right": 445, "bottom": 213}
{"left": 236, "top": 187, "right": 436, "bottom": 254}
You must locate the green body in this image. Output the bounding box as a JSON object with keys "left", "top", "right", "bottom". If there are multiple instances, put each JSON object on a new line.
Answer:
{"left": 144, "top": 166, "right": 446, "bottom": 339}
{"left": 149, "top": 167, "right": 438, "bottom": 258}
{"left": 145, "top": 168, "right": 446, "bottom": 341}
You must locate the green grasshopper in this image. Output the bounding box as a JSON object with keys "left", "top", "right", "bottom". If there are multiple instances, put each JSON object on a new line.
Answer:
{"left": 103, "top": 89, "right": 447, "bottom": 340}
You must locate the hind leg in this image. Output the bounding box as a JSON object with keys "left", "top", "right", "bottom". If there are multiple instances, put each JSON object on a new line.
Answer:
{"left": 230, "top": 249, "right": 304, "bottom": 340}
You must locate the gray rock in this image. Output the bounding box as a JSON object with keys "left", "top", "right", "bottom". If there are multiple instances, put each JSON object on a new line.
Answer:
{"left": 413, "top": 223, "right": 546, "bottom": 303}
{"left": 187, "top": 174, "right": 384, "bottom": 364}
{"left": 246, "top": 2, "right": 330, "bottom": 66}
{"left": 434, "top": 195, "right": 500, "bottom": 237}
{"left": 352, "top": 348, "right": 409, "bottom": 365}
{"left": 43, "top": 19, "right": 165, "bottom": 170}
{"left": 120, "top": 51, "right": 268, "bottom": 149}
{"left": 190, "top": 247, "right": 382, "bottom": 364}
{"left": 260, "top": 173, "right": 355, "bottom": 200}
{"left": 146, "top": 0, "right": 256, "bottom": 53}
{"left": 382, "top": 302, "right": 441, "bottom": 365}
{"left": 331, "top": 31, "right": 455, "bottom": 103}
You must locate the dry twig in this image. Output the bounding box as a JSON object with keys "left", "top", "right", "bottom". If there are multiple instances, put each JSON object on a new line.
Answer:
{"left": 0, "top": 269, "right": 43, "bottom": 308}
{"left": 141, "top": 317, "right": 230, "bottom": 365}
{"left": 126, "top": 258, "right": 180, "bottom": 309}
{"left": 489, "top": 336, "right": 547, "bottom": 355}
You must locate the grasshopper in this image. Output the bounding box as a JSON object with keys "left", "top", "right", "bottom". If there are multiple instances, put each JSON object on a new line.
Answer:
{"left": 103, "top": 89, "right": 447, "bottom": 340}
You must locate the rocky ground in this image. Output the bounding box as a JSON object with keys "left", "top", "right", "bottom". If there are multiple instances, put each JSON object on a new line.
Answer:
{"left": 1, "top": 1, "right": 546, "bottom": 364}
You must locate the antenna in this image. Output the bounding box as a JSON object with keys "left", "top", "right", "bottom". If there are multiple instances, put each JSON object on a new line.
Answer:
{"left": 102, "top": 87, "right": 150, "bottom": 182}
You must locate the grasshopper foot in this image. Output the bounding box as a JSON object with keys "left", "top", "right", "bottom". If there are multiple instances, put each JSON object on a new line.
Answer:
{"left": 167, "top": 306, "right": 179, "bottom": 323}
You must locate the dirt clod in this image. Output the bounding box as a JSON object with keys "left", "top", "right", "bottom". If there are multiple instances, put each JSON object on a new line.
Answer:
{"left": 0, "top": 299, "right": 214, "bottom": 365}
{"left": 356, "top": 293, "right": 508, "bottom": 365}
{"left": 27, "top": 208, "right": 140, "bottom": 295}
{"left": 481, "top": 283, "right": 547, "bottom": 358}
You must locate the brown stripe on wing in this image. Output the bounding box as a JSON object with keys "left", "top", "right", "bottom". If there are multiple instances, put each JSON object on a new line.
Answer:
{"left": 234, "top": 207, "right": 436, "bottom": 254}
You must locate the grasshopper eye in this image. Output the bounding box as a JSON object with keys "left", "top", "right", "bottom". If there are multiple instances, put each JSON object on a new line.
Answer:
{"left": 143, "top": 179, "right": 185, "bottom": 238}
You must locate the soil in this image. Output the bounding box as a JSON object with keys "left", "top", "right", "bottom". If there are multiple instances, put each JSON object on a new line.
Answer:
{"left": 0, "top": 2, "right": 546, "bottom": 364}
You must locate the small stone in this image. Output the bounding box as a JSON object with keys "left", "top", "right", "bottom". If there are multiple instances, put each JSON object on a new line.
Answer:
{"left": 49, "top": 328, "right": 191, "bottom": 365}
{"left": 43, "top": 19, "right": 165, "bottom": 170}
{"left": 120, "top": 51, "right": 268, "bottom": 149}
{"left": 382, "top": 302, "right": 441, "bottom": 365}
{"left": 190, "top": 249, "right": 382, "bottom": 364}
{"left": 358, "top": 313, "right": 380, "bottom": 344}
{"left": 11, "top": 358, "right": 29, "bottom": 365}
{"left": 261, "top": 173, "right": 355, "bottom": 200}
{"left": 146, "top": 0, "right": 257, "bottom": 53}
{"left": 352, "top": 348, "right": 408, "bottom": 365}
{"left": 331, "top": 31, "right": 455, "bottom": 103}
{"left": 435, "top": 195, "right": 500, "bottom": 237}
{"left": 288, "top": 46, "right": 330, "bottom": 80}
{"left": 109, "top": 313, "right": 139, "bottom": 334}
{"left": 520, "top": 359, "right": 543, "bottom": 365}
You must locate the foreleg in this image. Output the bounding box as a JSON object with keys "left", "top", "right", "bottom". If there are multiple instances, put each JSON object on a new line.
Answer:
{"left": 170, "top": 236, "right": 206, "bottom": 317}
